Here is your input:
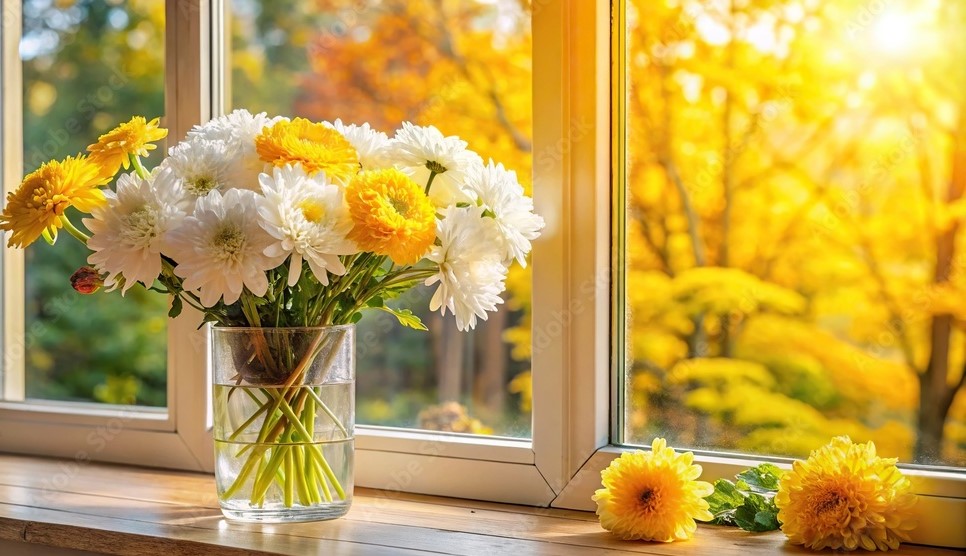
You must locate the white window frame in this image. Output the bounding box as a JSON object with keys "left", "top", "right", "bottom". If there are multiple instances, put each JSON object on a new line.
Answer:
{"left": 1, "top": 0, "right": 963, "bottom": 549}
{"left": 0, "top": 0, "right": 212, "bottom": 471}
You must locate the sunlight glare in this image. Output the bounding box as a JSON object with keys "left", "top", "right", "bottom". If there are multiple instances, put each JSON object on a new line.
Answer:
{"left": 872, "top": 12, "right": 915, "bottom": 55}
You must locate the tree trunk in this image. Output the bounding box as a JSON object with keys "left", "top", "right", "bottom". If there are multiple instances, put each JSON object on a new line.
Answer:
{"left": 431, "top": 312, "right": 466, "bottom": 403}
{"left": 918, "top": 110, "right": 966, "bottom": 461}
{"left": 474, "top": 308, "right": 508, "bottom": 411}
{"left": 919, "top": 315, "right": 952, "bottom": 461}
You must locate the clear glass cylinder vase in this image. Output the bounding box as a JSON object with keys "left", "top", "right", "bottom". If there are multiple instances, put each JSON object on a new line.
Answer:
{"left": 211, "top": 325, "right": 355, "bottom": 522}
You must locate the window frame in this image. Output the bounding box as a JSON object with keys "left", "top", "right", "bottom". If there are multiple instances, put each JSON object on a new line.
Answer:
{"left": 544, "top": 0, "right": 963, "bottom": 550}
{"left": 1, "top": 0, "right": 963, "bottom": 549}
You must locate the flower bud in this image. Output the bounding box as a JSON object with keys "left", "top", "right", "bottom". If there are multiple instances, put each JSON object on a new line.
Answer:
{"left": 70, "top": 266, "right": 104, "bottom": 294}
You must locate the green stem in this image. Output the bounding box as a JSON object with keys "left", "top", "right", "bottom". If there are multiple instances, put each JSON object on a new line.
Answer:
{"left": 305, "top": 387, "right": 349, "bottom": 438}
{"left": 130, "top": 154, "right": 149, "bottom": 180}
{"left": 424, "top": 171, "right": 438, "bottom": 195}
{"left": 59, "top": 216, "right": 89, "bottom": 245}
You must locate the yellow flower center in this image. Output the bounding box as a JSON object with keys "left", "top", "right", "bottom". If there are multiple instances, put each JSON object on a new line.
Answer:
{"left": 31, "top": 188, "right": 70, "bottom": 216}
{"left": 388, "top": 195, "right": 410, "bottom": 217}
{"left": 814, "top": 490, "right": 846, "bottom": 515}
{"left": 806, "top": 485, "right": 850, "bottom": 529}
{"left": 637, "top": 487, "right": 660, "bottom": 514}
{"left": 297, "top": 199, "right": 326, "bottom": 223}
{"left": 188, "top": 176, "right": 218, "bottom": 196}
{"left": 212, "top": 224, "right": 246, "bottom": 260}
{"left": 120, "top": 205, "right": 159, "bottom": 245}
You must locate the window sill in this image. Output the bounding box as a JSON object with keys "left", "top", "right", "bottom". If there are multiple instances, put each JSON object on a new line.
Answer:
{"left": 0, "top": 454, "right": 954, "bottom": 555}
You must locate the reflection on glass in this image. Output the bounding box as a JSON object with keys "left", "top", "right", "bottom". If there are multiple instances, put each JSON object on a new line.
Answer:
{"left": 21, "top": 0, "right": 167, "bottom": 406}
{"left": 229, "top": 0, "right": 534, "bottom": 437}
{"left": 623, "top": 0, "right": 966, "bottom": 467}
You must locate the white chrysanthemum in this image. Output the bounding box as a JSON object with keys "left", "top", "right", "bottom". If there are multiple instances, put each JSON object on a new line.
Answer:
{"left": 83, "top": 168, "right": 188, "bottom": 293}
{"left": 257, "top": 165, "right": 358, "bottom": 287}
{"left": 164, "top": 138, "right": 233, "bottom": 198}
{"left": 166, "top": 188, "right": 282, "bottom": 306}
{"left": 188, "top": 109, "right": 283, "bottom": 144}
{"left": 326, "top": 119, "right": 390, "bottom": 171}
{"left": 425, "top": 206, "right": 508, "bottom": 331}
{"left": 465, "top": 161, "right": 545, "bottom": 267}
{"left": 389, "top": 122, "right": 482, "bottom": 207}
{"left": 185, "top": 109, "right": 285, "bottom": 191}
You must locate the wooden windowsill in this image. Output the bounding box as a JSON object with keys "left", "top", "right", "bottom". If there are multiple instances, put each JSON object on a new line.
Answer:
{"left": 0, "top": 454, "right": 955, "bottom": 555}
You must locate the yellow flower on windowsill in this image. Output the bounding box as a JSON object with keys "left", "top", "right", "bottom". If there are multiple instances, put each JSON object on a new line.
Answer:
{"left": 593, "top": 438, "right": 713, "bottom": 542}
{"left": 776, "top": 436, "right": 918, "bottom": 552}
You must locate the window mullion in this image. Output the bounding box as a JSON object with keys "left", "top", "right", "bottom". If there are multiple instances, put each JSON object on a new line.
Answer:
{"left": 531, "top": 0, "right": 611, "bottom": 495}
{"left": 1, "top": 0, "right": 25, "bottom": 402}
{"left": 164, "top": 0, "right": 217, "bottom": 471}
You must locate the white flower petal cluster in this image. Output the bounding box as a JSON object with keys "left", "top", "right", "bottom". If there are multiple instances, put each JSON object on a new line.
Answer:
{"left": 164, "top": 139, "right": 233, "bottom": 198}
{"left": 389, "top": 122, "right": 482, "bottom": 207}
{"left": 326, "top": 119, "right": 391, "bottom": 171}
{"left": 425, "top": 206, "right": 508, "bottom": 331}
{"left": 465, "top": 161, "right": 545, "bottom": 267}
{"left": 84, "top": 168, "right": 188, "bottom": 293}
{"left": 257, "top": 165, "right": 359, "bottom": 287}
{"left": 168, "top": 109, "right": 285, "bottom": 194}
{"left": 165, "top": 188, "right": 281, "bottom": 306}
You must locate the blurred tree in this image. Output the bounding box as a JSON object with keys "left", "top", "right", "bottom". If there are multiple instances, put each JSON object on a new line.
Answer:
{"left": 624, "top": 0, "right": 966, "bottom": 465}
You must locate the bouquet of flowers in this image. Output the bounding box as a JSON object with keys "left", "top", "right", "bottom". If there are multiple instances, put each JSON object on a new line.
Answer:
{"left": 1, "top": 110, "right": 543, "bottom": 515}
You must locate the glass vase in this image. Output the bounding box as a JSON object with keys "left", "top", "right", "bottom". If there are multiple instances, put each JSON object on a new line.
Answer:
{"left": 211, "top": 325, "right": 355, "bottom": 522}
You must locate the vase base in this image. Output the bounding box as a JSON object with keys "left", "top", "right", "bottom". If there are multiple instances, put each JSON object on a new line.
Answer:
{"left": 219, "top": 500, "right": 351, "bottom": 522}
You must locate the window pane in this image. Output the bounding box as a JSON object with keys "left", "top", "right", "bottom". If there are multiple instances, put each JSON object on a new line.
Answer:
{"left": 21, "top": 0, "right": 167, "bottom": 406}
{"left": 227, "top": 0, "right": 533, "bottom": 437}
{"left": 622, "top": 0, "right": 966, "bottom": 467}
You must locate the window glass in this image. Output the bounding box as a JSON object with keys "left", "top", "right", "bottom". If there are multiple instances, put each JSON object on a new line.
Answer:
{"left": 622, "top": 0, "right": 966, "bottom": 467}
{"left": 228, "top": 0, "right": 533, "bottom": 437}
{"left": 20, "top": 0, "right": 167, "bottom": 406}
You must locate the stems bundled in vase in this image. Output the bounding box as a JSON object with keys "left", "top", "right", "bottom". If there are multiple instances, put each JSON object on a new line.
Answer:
{"left": 212, "top": 326, "right": 354, "bottom": 520}
{"left": 0, "top": 111, "right": 543, "bottom": 521}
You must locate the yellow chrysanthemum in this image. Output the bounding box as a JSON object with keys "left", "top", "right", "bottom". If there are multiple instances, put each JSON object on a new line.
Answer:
{"left": 86, "top": 116, "right": 168, "bottom": 177}
{"left": 255, "top": 118, "right": 359, "bottom": 183}
{"left": 593, "top": 438, "right": 714, "bottom": 542}
{"left": 0, "top": 155, "right": 109, "bottom": 247}
{"left": 776, "top": 436, "right": 918, "bottom": 552}
{"left": 345, "top": 168, "right": 436, "bottom": 265}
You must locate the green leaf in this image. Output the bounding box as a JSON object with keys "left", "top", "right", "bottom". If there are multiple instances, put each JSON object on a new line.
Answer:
{"left": 168, "top": 296, "right": 183, "bottom": 319}
{"left": 736, "top": 463, "right": 784, "bottom": 493}
{"left": 705, "top": 479, "right": 745, "bottom": 525}
{"left": 733, "top": 492, "right": 781, "bottom": 532}
{"left": 366, "top": 296, "right": 385, "bottom": 308}
{"left": 704, "top": 469, "right": 782, "bottom": 532}
{"left": 378, "top": 306, "right": 428, "bottom": 331}
{"left": 349, "top": 312, "right": 363, "bottom": 324}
